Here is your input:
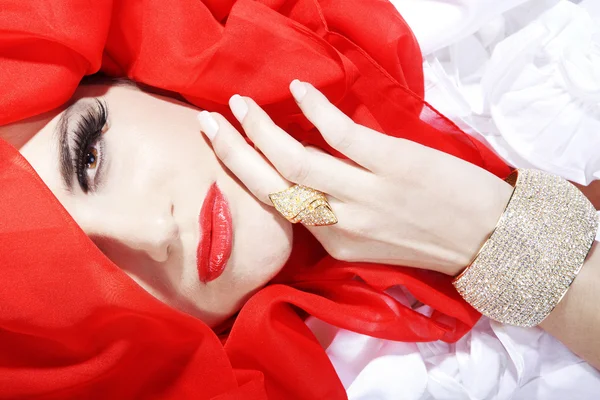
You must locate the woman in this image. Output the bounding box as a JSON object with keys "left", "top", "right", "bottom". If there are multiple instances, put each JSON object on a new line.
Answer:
{"left": 0, "top": 0, "right": 598, "bottom": 398}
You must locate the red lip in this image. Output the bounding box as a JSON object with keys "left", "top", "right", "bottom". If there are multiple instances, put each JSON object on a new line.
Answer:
{"left": 197, "top": 183, "right": 233, "bottom": 283}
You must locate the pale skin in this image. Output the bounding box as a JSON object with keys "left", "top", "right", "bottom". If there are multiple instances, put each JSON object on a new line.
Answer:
{"left": 11, "top": 84, "right": 294, "bottom": 327}
{"left": 198, "top": 80, "right": 600, "bottom": 370}
{"left": 6, "top": 80, "right": 599, "bottom": 370}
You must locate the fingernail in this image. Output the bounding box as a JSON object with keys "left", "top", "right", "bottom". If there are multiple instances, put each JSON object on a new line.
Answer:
{"left": 229, "top": 94, "right": 248, "bottom": 122}
{"left": 290, "top": 79, "right": 307, "bottom": 102}
{"left": 197, "top": 111, "right": 219, "bottom": 140}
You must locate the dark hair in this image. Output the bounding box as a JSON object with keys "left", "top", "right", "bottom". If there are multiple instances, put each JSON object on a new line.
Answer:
{"left": 80, "top": 73, "right": 187, "bottom": 102}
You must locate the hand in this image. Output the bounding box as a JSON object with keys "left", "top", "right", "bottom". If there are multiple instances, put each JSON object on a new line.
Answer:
{"left": 197, "top": 80, "right": 513, "bottom": 276}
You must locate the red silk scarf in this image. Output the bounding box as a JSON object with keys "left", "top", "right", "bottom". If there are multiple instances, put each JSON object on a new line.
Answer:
{"left": 0, "top": 0, "right": 511, "bottom": 398}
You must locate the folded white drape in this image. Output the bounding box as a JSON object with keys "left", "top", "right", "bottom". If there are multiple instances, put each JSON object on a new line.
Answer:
{"left": 389, "top": 0, "right": 537, "bottom": 55}
{"left": 402, "top": 0, "right": 600, "bottom": 185}
{"left": 313, "top": 308, "right": 600, "bottom": 399}
{"left": 314, "top": 288, "right": 600, "bottom": 399}
{"left": 312, "top": 1, "right": 600, "bottom": 398}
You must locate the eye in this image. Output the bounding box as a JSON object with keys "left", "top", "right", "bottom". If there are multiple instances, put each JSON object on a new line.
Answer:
{"left": 72, "top": 99, "right": 108, "bottom": 193}
{"left": 85, "top": 147, "right": 98, "bottom": 170}
{"left": 82, "top": 140, "right": 103, "bottom": 185}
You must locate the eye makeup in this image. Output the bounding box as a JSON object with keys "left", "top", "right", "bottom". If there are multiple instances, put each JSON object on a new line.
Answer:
{"left": 70, "top": 99, "right": 108, "bottom": 193}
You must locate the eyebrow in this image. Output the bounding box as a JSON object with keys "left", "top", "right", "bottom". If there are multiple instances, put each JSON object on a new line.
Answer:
{"left": 57, "top": 105, "right": 75, "bottom": 192}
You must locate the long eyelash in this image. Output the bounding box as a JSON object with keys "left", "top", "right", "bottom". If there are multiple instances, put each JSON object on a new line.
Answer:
{"left": 73, "top": 99, "right": 108, "bottom": 193}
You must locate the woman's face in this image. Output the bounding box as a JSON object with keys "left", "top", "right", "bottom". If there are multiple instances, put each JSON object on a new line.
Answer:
{"left": 16, "top": 83, "right": 293, "bottom": 326}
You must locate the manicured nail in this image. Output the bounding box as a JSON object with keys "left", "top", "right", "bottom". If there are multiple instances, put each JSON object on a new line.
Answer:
{"left": 290, "top": 79, "right": 307, "bottom": 102}
{"left": 197, "top": 111, "right": 219, "bottom": 140}
{"left": 229, "top": 94, "right": 248, "bottom": 122}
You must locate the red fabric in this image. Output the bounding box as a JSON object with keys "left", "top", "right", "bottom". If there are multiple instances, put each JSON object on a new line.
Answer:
{"left": 0, "top": 0, "right": 511, "bottom": 398}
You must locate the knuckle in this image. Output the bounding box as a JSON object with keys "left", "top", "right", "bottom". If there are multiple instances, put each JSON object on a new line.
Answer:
{"left": 243, "top": 112, "right": 270, "bottom": 139}
{"left": 330, "top": 127, "right": 355, "bottom": 152}
{"left": 381, "top": 137, "right": 413, "bottom": 176}
{"left": 304, "top": 100, "right": 322, "bottom": 120}
{"left": 280, "top": 150, "right": 311, "bottom": 183}
{"left": 327, "top": 244, "right": 354, "bottom": 262}
{"left": 320, "top": 115, "right": 356, "bottom": 151}
{"left": 212, "top": 136, "right": 232, "bottom": 162}
{"left": 302, "top": 90, "right": 359, "bottom": 152}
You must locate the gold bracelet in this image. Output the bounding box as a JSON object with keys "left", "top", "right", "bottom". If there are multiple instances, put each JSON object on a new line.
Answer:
{"left": 453, "top": 169, "right": 598, "bottom": 327}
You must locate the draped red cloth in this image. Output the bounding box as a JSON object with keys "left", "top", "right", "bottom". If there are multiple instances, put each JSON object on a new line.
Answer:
{"left": 0, "top": 0, "right": 511, "bottom": 398}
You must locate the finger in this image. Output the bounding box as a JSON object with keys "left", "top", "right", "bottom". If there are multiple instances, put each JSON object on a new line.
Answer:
{"left": 303, "top": 146, "right": 375, "bottom": 199}
{"left": 288, "top": 79, "right": 387, "bottom": 172}
{"left": 228, "top": 94, "right": 368, "bottom": 200}
{"left": 197, "top": 110, "right": 289, "bottom": 204}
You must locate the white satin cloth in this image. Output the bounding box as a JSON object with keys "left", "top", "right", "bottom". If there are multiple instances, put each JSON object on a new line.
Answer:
{"left": 310, "top": 300, "right": 600, "bottom": 399}
{"left": 307, "top": 1, "right": 600, "bottom": 398}
{"left": 398, "top": 0, "right": 600, "bottom": 185}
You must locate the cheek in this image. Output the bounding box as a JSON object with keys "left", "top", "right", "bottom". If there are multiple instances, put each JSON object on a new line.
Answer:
{"left": 106, "top": 123, "right": 216, "bottom": 188}
{"left": 109, "top": 98, "right": 211, "bottom": 170}
{"left": 251, "top": 214, "right": 293, "bottom": 273}
{"left": 230, "top": 189, "right": 293, "bottom": 283}
{"left": 249, "top": 217, "right": 293, "bottom": 270}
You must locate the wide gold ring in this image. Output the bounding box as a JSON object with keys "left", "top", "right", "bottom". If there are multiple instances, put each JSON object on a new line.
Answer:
{"left": 268, "top": 185, "right": 338, "bottom": 226}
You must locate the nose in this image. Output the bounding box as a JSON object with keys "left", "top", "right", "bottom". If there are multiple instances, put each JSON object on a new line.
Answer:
{"left": 81, "top": 203, "right": 179, "bottom": 263}
{"left": 136, "top": 216, "right": 179, "bottom": 262}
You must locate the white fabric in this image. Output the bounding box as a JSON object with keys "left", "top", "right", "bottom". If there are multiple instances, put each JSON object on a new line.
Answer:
{"left": 309, "top": 292, "right": 600, "bottom": 400}
{"left": 406, "top": 0, "right": 600, "bottom": 185}
{"left": 389, "top": 0, "right": 536, "bottom": 55}
{"left": 307, "top": 1, "right": 600, "bottom": 398}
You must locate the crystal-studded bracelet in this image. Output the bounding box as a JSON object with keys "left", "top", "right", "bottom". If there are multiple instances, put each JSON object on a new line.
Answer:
{"left": 453, "top": 169, "right": 599, "bottom": 327}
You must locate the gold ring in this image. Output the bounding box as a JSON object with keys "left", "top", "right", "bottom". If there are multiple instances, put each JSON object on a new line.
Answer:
{"left": 268, "top": 185, "right": 337, "bottom": 226}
